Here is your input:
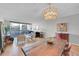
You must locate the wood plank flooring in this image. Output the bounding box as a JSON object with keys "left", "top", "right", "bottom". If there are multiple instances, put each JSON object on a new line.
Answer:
{"left": 69, "top": 44, "right": 79, "bottom": 56}
{"left": 1, "top": 42, "right": 79, "bottom": 56}
{"left": 1, "top": 44, "right": 24, "bottom": 56}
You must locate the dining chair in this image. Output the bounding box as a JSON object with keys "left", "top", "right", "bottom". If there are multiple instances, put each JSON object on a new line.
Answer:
{"left": 62, "top": 44, "right": 71, "bottom": 56}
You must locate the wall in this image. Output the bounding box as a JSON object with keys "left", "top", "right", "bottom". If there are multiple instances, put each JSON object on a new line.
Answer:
{"left": 4, "top": 14, "right": 79, "bottom": 45}
{"left": 0, "top": 17, "right": 5, "bottom": 48}
{"left": 43, "top": 14, "right": 79, "bottom": 45}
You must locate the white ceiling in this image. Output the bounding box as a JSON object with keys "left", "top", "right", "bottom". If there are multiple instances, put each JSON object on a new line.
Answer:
{"left": 0, "top": 3, "right": 79, "bottom": 20}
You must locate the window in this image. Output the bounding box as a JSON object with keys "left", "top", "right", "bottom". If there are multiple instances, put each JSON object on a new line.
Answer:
{"left": 32, "top": 25, "right": 39, "bottom": 31}
{"left": 9, "top": 22, "right": 32, "bottom": 37}
{"left": 27, "top": 24, "right": 32, "bottom": 30}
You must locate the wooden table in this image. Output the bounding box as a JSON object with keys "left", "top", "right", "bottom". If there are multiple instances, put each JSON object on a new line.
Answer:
{"left": 28, "top": 40, "right": 66, "bottom": 56}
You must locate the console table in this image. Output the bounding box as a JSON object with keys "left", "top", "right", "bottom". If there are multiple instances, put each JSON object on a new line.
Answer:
{"left": 56, "top": 33, "right": 69, "bottom": 42}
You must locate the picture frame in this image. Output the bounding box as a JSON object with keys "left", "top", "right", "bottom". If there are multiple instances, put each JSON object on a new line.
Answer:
{"left": 57, "top": 23, "right": 67, "bottom": 32}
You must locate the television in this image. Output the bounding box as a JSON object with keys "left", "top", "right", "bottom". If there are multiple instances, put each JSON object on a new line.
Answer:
{"left": 35, "top": 32, "right": 44, "bottom": 38}
{"left": 35, "top": 32, "right": 40, "bottom": 38}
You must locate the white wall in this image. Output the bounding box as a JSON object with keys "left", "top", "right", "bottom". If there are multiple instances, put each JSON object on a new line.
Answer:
{"left": 43, "top": 14, "right": 79, "bottom": 45}
{"left": 4, "top": 14, "right": 79, "bottom": 44}
{"left": 5, "top": 14, "right": 79, "bottom": 35}
{"left": 43, "top": 14, "right": 79, "bottom": 36}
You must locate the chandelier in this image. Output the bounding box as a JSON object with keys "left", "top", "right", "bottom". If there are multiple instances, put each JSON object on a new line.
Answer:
{"left": 43, "top": 3, "right": 58, "bottom": 20}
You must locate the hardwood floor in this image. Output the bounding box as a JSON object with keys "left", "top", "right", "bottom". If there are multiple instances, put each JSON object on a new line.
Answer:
{"left": 69, "top": 44, "right": 79, "bottom": 56}
{"left": 1, "top": 38, "right": 24, "bottom": 56}
{"left": 1, "top": 44, "right": 24, "bottom": 56}
{"left": 1, "top": 40, "right": 79, "bottom": 56}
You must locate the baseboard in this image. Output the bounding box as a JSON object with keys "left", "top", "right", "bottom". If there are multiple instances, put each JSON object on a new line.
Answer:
{"left": 70, "top": 42, "right": 79, "bottom": 47}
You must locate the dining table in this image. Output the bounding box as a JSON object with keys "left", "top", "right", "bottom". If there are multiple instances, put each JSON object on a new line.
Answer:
{"left": 27, "top": 40, "right": 66, "bottom": 56}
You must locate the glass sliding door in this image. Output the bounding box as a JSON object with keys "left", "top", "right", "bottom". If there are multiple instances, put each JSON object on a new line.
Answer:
{"left": 9, "top": 22, "right": 32, "bottom": 37}
{"left": 10, "top": 22, "right": 20, "bottom": 37}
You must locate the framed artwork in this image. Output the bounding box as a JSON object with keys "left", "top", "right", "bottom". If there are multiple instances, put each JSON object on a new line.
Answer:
{"left": 57, "top": 23, "right": 67, "bottom": 32}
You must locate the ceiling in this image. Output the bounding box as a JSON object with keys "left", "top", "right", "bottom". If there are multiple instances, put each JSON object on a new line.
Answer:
{"left": 0, "top": 3, "right": 79, "bottom": 20}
